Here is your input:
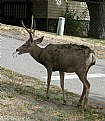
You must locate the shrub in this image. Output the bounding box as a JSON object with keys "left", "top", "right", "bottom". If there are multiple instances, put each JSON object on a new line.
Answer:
{"left": 64, "top": 9, "right": 89, "bottom": 37}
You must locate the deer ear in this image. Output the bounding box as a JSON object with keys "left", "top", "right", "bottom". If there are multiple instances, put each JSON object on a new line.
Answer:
{"left": 34, "top": 36, "right": 44, "bottom": 44}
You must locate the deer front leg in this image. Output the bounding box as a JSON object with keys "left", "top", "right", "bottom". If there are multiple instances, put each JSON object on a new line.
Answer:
{"left": 59, "top": 71, "right": 66, "bottom": 104}
{"left": 46, "top": 68, "right": 52, "bottom": 100}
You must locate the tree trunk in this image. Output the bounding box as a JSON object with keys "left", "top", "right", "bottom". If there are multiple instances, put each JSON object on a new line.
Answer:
{"left": 86, "top": 0, "right": 105, "bottom": 39}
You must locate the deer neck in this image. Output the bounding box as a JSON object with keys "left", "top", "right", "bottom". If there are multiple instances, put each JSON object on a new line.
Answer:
{"left": 30, "top": 44, "right": 43, "bottom": 63}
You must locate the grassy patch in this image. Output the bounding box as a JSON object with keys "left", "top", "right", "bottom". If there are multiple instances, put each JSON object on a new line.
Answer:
{"left": 0, "top": 67, "right": 105, "bottom": 121}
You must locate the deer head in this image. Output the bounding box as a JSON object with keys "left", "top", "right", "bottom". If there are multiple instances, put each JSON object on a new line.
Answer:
{"left": 16, "top": 15, "right": 44, "bottom": 55}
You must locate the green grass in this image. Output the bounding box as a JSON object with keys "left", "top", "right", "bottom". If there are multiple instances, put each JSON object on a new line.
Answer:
{"left": 0, "top": 67, "right": 105, "bottom": 121}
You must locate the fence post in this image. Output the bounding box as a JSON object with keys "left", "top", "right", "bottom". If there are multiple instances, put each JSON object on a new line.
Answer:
{"left": 57, "top": 17, "right": 65, "bottom": 36}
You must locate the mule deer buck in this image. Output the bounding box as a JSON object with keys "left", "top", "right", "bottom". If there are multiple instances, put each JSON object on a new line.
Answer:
{"left": 15, "top": 16, "right": 96, "bottom": 111}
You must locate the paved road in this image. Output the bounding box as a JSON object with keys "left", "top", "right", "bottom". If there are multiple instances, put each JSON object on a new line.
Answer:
{"left": 1, "top": 36, "right": 105, "bottom": 104}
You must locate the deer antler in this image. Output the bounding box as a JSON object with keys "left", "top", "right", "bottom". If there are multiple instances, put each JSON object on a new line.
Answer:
{"left": 31, "top": 15, "right": 33, "bottom": 31}
{"left": 21, "top": 15, "right": 36, "bottom": 40}
{"left": 31, "top": 15, "right": 36, "bottom": 36}
{"left": 33, "top": 18, "right": 36, "bottom": 35}
{"left": 21, "top": 20, "right": 33, "bottom": 40}
{"left": 21, "top": 20, "right": 30, "bottom": 33}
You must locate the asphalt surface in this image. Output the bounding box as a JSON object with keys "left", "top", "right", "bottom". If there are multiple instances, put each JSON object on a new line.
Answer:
{"left": 1, "top": 36, "right": 105, "bottom": 105}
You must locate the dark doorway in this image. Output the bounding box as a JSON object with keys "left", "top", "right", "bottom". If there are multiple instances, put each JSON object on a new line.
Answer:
{"left": 0, "top": 1, "right": 33, "bottom": 27}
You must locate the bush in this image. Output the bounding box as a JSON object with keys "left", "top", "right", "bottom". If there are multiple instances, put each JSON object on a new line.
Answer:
{"left": 64, "top": 9, "right": 88, "bottom": 37}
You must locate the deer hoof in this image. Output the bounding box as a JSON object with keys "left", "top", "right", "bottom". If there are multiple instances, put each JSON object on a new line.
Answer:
{"left": 77, "top": 103, "right": 82, "bottom": 110}
{"left": 84, "top": 108, "right": 87, "bottom": 112}
{"left": 63, "top": 100, "right": 67, "bottom": 105}
{"left": 45, "top": 96, "right": 50, "bottom": 101}
{"left": 77, "top": 101, "right": 82, "bottom": 107}
{"left": 83, "top": 106, "right": 87, "bottom": 112}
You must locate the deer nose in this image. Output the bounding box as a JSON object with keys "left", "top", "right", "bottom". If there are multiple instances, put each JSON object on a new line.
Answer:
{"left": 16, "top": 49, "right": 19, "bottom": 52}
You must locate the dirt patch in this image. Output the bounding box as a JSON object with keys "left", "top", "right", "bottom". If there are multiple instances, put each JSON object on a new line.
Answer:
{"left": 1, "top": 67, "right": 105, "bottom": 121}
{"left": 0, "top": 23, "right": 105, "bottom": 60}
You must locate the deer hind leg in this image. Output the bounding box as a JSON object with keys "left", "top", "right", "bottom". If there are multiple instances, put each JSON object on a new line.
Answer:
{"left": 77, "top": 85, "right": 86, "bottom": 107}
{"left": 59, "top": 71, "right": 66, "bottom": 104}
{"left": 46, "top": 68, "right": 52, "bottom": 100}
{"left": 76, "top": 71, "right": 90, "bottom": 111}
{"left": 83, "top": 77, "right": 90, "bottom": 111}
{"left": 77, "top": 71, "right": 88, "bottom": 106}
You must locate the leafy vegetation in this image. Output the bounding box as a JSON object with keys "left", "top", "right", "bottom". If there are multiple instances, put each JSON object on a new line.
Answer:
{"left": 64, "top": 8, "right": 89, "bottom": 37}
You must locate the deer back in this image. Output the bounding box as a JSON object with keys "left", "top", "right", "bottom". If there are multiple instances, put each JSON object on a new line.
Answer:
{"left": 37, "top": 43, "right": 95, "bottom": 72}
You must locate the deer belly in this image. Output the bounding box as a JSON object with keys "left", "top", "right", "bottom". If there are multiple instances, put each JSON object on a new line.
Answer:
{"left": 52, "top": 62, "right": 75, "bottom": 72}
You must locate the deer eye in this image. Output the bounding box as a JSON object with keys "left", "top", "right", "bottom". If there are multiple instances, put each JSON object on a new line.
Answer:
{"left": 23, "top": 44, "right": 28, "bottom": 47}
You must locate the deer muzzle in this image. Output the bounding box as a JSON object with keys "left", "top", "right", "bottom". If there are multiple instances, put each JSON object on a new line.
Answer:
{"left": 15, "top": 48, "right": 22, "bottom": 55}
{"left": 16, "top": 49, "right": 19, "bottom": 52}
{"left": 12, "top": 48, "right": 22, "bottom": 58}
